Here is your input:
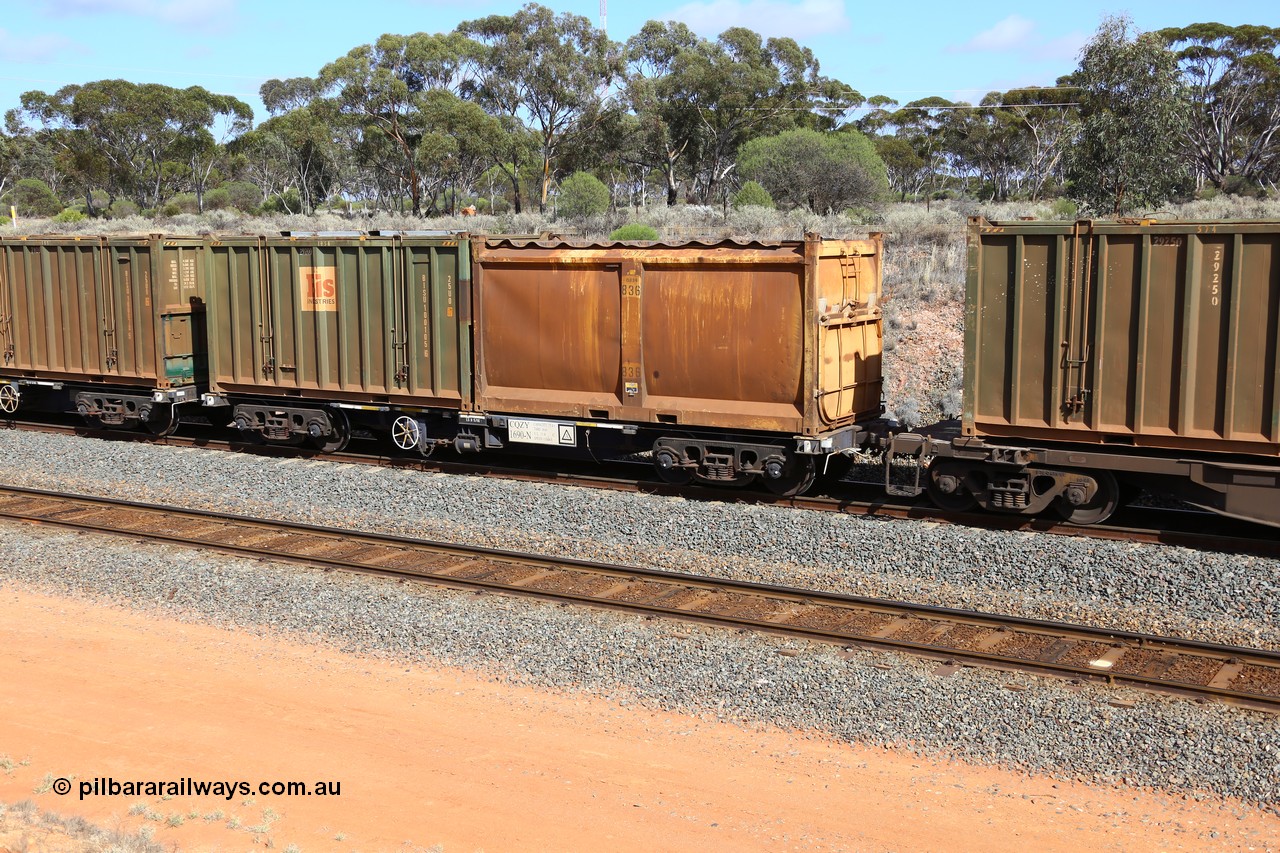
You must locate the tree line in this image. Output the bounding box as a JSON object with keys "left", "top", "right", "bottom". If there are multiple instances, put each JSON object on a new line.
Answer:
{"left": 1, "top": 8, "right": 1277, "bottom": 221}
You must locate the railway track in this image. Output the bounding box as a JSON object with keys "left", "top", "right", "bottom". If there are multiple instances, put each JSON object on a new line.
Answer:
{"left": 4, "top": 416, "right": 1279, "bottom": 559}
{"left": 1, "top": 483, "right": 1278, "bottom": 714}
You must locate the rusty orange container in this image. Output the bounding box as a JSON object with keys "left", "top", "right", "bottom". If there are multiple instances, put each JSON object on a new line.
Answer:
{"left": 966, "top": 217, "right": 1280, "bottom": 456}
{"left": 471, "top": 235, "right": 883, "bottom": 435}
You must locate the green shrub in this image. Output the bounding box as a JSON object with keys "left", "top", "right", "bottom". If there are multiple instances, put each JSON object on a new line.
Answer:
{"left": 609, "top": 223, "right": 659, "bottom": 241}
{"left": 107, "top": 199, "right": 140, "bottom": 219}
{"left": 4, "top": 179, "right": 64, "bottom": 217}
{"left": 261, "top": 188, "right": 301, "bottom": 214}
{"left": 167, "top": 192, "right": 200, "bottom": 214}
{"left": 733, "top": 181, "right": 775, "bottom": 209}
{"left": 1223, "top": 175, "right": 1266, "bottom": 198}
{"left": 52, "top": 209, "right": 87, "bottom": 223}
{"left": 557, "top": 171, "right": 610, "bottom": 219}
{"left": 202, "top": 188, "right": 232, "bottom": 210}
{"left": 1050, "top": 197, "right": 1079, "bottom": 219}
{"left": 218, "top": 181, "right": 262, "bottom": 213}
{"left": 158, "top": 201, "right": 182, "bottom": 217}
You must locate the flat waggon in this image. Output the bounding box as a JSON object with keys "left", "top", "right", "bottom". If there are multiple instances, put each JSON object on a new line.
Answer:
{"left": 0, "top": 235, "right": 206, "bottom": 434}
{"left": 889, "top": 217, "right": 1280, "bottom": 527}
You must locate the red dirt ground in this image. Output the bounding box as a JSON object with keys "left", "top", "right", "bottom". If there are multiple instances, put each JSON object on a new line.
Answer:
{"left": 1, "top": 586, "right": 1277, "bottom": 852}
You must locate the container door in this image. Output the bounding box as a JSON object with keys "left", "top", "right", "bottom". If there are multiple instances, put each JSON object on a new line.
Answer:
{"left": 0, "top": 248, "right": 12, "bottom": 367}
{"left": 815, "top": 245, "right": 882, "bottom": 425}
{"left": 156, "top": 241, "right": 205, "bottom": 387}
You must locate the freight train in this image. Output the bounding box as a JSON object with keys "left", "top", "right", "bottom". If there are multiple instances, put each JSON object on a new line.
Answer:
{"left": 0, "top": 231, "right": 884, "bottom": 499}
{"left": 1, "top": 220, "right": 1277, "bottom": 528}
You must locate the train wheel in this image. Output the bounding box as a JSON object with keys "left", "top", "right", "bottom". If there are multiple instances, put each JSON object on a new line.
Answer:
{"left": 653, "top": 448, "right": 694, "bottom": 486}
{"left": 762, "top": 456, "right": 816, "bottom": 497}
{"left": 1054, "top": 471, "right": 1119, "bottom": 526}
{"left": 0, "top": 384, "right": 19, "bottom": 414}
{"left": 925, "top": 461, "right": 978, "bottom": 512}
{"left": 144, "top": 404, "right": 180, "bottom": 437}
{"left": 314, "top": 410, "right": 351, "bottom": 453}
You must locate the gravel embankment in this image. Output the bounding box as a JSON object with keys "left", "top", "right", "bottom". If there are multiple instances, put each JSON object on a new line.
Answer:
{"left": 2, "top": 520, "right": 1278, "bottom": 811}
{"left": 0, "top": 430, "right": 1276, "bottom": 649}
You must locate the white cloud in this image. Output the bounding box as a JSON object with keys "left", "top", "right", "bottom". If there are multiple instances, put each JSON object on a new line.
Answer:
{"left": 948, "top": 14, "right": 1087, "bottom": 65}
{"left": 0, "top": 27, "right": 78, "bottom": 62}
{"left": 39, "top": 0, "right": 237, "bottom": 27}
{"left": 667, "top": 0, "right": 849, "bottom": 40}
{"left": 1041, "top": 32, "right": 1088, "bottom": 62}
{"left": 953, "top": 14, "right": 1035, "bottom": 53}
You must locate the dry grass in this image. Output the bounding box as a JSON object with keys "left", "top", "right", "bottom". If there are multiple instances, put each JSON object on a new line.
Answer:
{"left": 0, "top": 799, "right": 164, "bottom": 852}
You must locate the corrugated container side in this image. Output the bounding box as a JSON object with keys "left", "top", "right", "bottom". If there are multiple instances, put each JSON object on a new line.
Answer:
{"left": 966, "top": 218, "right": 1280, "bottom": 456}
{"left": 472, "top": 236, "right": 882, "bottom": 435}
{"left": 0, "top": 236, "right": 205, "bottom": 389}
{"left": 204, "top": 235, "right": 470, "bottom": 407}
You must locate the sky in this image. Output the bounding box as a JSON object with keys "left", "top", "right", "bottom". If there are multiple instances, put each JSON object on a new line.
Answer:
{"left": 0, "top": 0, "right": 1276, "bottom": 128}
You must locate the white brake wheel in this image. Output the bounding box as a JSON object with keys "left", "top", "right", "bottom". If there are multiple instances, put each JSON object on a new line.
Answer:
{"left": 391, "top": 415, "right": 422, "bottom": 451}
{"left": 0, "top": 384, "right": 18, "bottom": 414}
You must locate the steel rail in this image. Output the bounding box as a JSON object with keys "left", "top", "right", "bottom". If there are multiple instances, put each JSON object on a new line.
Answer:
{"left": 1, "top": 483, "right": 1277, "bottom": 713}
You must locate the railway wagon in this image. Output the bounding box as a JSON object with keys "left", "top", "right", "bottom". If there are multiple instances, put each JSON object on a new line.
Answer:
{"left": 471, "top": 234, "right": 883, "bottom": 494}
{"left": 200, "top": 231, "right": 470, "bottom": 451}
{"left": 890, "top": 217, "right": 1280, "bottom": 527}
{"left": 200, "top": 231, "right": 884, "bottom": 495}
{"left": 0, "top": 234, "right": 206, "bottom": 433}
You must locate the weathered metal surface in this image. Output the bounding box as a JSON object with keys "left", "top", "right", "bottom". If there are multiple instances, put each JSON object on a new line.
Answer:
{"left": 471, "top": 235, "right": 883, "bottom": 435}
{"left": 0, "top": 235, "right": 205, "bottom": 388}
{"left": 204, "top": 234, "right": 471, "bottom": 407}
{"left": 966, "top": 218, "right": 1280, "bottom": 456}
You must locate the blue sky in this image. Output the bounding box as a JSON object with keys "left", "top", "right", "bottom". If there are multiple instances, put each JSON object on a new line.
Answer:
{"left": 1, "top": 0, "right": 1275, "bottom": 126}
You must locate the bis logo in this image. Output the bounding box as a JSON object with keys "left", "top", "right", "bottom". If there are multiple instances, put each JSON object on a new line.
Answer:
{"left": 300, "top": 266, "right": 337, "bottom": 312}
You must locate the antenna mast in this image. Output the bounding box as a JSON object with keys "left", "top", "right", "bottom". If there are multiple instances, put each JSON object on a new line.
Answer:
{"left": 599, "top": 0, "right": 607, "bottom": 34}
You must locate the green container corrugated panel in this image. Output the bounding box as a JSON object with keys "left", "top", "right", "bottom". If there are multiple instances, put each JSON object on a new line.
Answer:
{"left": 203, "top": 233, "right": 471, "bottom": 408}
{"left": 0, "top": 235, "right": 206, "bottom": 388}
{"left": 966, "top": 217, "right": 1280, "bottom": 456}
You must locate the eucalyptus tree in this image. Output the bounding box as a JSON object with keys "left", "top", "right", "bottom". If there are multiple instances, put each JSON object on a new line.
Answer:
{"left": 1159, "top": 23, "right": 1280, "bottom": 189}
{"left": 997, "top": 84, "right": 1079, "bottom": 200}
{"left": 628, "top": 24, "right": 858, "bottom": 205}
{"left": 460, "top": 3, "right": 623, "bottom": 213}
{"left": 1065, "top": 16, "right": 1190, "bottom": 214}
{"left": 624, "top": 20, "right": 705, "bottom": 206}
{"left": 270, "top": 31, "right": 483, "bottom": 215}
{"left": 234, "top": 107, "right": 341, "bottom": 214}
{"left": 10, "top": 80, "right": 252, "bottom": 213}
{"left": 415, "top": 91, "right": 506, "bottom": 214}
{"left": 871, "top": 97, "right": 958, "bottom": 202}
{"left": 943, "top": 94, "right": 1032, "bottom": 201}
{"left": 874, "top": 135, "right": 927, "bottom": 200}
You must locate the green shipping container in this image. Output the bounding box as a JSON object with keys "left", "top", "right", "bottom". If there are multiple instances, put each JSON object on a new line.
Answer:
{"left": 966, "top": 217, "right": 1280, "bottom": 457}
{"left": 0, "top": 235, "right": 206, "bottom": 389}
{"left": 203, "top": 234, "right": 471, "bottom": 408}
